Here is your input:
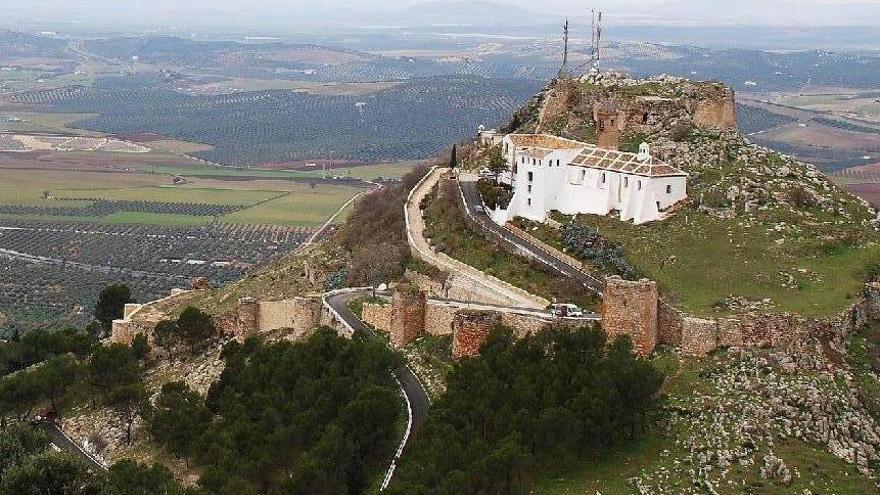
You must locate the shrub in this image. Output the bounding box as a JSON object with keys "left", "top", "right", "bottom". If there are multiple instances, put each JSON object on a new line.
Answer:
{"left": 477, "top": 179, "right": 513, "bottom": 210}
{"left": 561, "top": 223, "right": 638, "bottom": 279}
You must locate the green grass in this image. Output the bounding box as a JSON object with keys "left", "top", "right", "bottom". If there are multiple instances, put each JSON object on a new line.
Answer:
{"left": 220, "top": 184, "right": 362, "bottom": 226}
{"left": 0, "top": 111, "right": 105, "bottom": 136}
{"left": 423, "top": 184, "right": 599, "bottom": 310}
{"left": 566, "top": 212, "right": 880, "bottom": 317}
{"left": 0, "top": 168, "right": 360, "bottom": 226}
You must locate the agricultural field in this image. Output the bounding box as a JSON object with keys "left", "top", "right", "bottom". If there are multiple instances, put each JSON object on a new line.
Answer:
{"left": 0, "top": 163, "right": 365, "bottom": 333}
{"left": 0, "top": 168, "right": 365, "bottom": 226}
{"left": 0, "top": 219, "right": 314, "bottom": 334}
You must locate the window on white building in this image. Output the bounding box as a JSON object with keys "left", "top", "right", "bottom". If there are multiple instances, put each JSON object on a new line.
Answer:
{"left": 601, "top": 173, "right": 606, "bottom": 183}
{"left": 637, "top": 180, "right": 642, "bottom": 190}
{"left": 624, "top": 177, "right": 629, "bottom": 188}
{"left": 527, "top": 185, "right": 532, "bottom": 193}
{"left": 527, "top": 198, "right": 532, "bottom": 206}
{"left": 666, "top": 184, "right": 672, "bottom": 194}
{"left": 527, "top": 172, "right": 533, "bottom": 182}
{"left": 557, "top": 159, "right": 560, "bottom": 167}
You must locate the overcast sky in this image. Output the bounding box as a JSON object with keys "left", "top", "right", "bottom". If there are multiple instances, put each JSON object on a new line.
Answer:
{"left": 2, "top": 0, "right": 879, "bottom": 30}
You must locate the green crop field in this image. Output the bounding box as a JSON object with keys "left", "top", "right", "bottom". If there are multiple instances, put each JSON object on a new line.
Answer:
{"left": 0, "top": 168, "right": 362, "bottom": 226}
{"left": 221, "top": 183, "right": 362, "bottom": 226}
{"left": 137, "top": 161, "right": 417, "bottom": 181}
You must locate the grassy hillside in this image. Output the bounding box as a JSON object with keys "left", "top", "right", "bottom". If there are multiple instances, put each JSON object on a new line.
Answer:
{"left": 508, "top": 76, "right": 880, "bottom": 317}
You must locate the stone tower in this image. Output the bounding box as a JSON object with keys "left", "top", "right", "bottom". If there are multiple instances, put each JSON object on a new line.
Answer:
{"left": 236, "top": 297, "right": 260, "bottom": 343}
{"left": 390, "top": 286, "right": 427, "bottom": 348}
{"left": 600, "top": 276, "right": 659, "bottom": 356}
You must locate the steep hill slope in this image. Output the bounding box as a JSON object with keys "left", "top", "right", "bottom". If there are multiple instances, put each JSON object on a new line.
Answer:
{"left": 508, "top": 73, "right": 880, "bottom": 317}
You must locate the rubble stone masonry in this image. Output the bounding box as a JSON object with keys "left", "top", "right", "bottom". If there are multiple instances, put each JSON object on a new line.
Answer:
{"left": 390, "top": 288, "right": 427, "bottom": 348}
{"left": 235, "top": 297, "right": 260, "bottom": 342}
{"left": 453, "top": 311, "right": 502, "bottom": 359}
{"left": 601, "top": 277, "right": 659, "bottom": 356}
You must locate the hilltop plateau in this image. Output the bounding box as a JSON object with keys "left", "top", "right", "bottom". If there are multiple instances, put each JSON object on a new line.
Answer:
{"left": 502, "top": 72, "right": 880, "bottom": 317}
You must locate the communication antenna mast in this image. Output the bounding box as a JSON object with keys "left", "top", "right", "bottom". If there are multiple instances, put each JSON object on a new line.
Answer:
{"left": 589, "top": 9, "right": 596, "bottom": 64}
{"left": 558, "top": 18, "right": 570, "bottom": 77}
{"left": 594, "top": 10, "right": 603, "bottom": 72}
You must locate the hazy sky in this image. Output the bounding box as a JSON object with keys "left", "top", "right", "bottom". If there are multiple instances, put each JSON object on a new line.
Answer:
{"left": 2, "top": 0, "right": 879, "bottom": 30}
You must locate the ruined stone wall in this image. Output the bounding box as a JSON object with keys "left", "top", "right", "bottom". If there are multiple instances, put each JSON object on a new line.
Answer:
{"left": 123, "top": 304, "right": 142, "bottom": 319}
{"left": 110, "top": 319, "right": 154, "bottom": 346}
{"left": 665, "top": 281, "right": 880, "bottom": 357}
{"left": 501, "top": 312, "right": 554, "bottom": 337}
{"left": 600, "top": 277, "right": 659, "bottom": 356}
{"left": 657, "top": 302, "right": 683, "bottom": 347}
{"left": 258, "top": 297, "right": 322, "bottom": 339}
{"left": 235, "top": 297, "right": 260, "bottom": 342}
{"left": 362, "top": 303, "right": 392, "bottom": 333}
{"left": 424, "top": 305, "right": 458, "bottom": 336}
{"left": 390, "top": 288, "right": 427, "bottom": 348}
{"left": 453, "top": 311, "right": 502, "bottom": 359}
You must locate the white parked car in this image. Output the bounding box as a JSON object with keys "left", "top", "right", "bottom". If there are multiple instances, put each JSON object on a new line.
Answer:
{"left": 549, "top": 303, "right": 584, "bottom": 318}
{"left": 478, "top": 168, "right": 496, "bottom": 179}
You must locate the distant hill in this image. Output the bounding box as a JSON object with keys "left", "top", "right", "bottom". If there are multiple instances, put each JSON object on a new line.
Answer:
{"left": 403, "top": 1, "right": 555, "bottom": 27}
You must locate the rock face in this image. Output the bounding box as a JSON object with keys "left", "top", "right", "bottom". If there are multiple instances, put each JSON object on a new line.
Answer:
{"left": 452, "top": 310, "right": 501, "bottom": 359}
{"left": 534, "top": 72, "right": 736, "bottom": 149}
{"left": 601, "top": 276, "right": 658, "bottom": 356}
{"left": 390, "top": 287, "right": 427, "bottom": 348}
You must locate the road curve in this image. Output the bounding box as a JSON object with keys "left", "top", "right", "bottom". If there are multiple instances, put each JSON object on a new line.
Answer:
{"left": 37, "top": 421, "right": 107, "bottom": 471}
{"left": 325, "top": 290, "right": 430, "bottom": 489}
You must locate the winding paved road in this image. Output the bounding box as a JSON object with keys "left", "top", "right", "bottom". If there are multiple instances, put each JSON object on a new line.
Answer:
{"left": 37, "top": 421, "right": 106, "bottom": 471}
{"left": 325, "top": 290, "right": 430, "bottom": 489}
{"left": 457, "top": 176, "right": 605, "bottom": 294}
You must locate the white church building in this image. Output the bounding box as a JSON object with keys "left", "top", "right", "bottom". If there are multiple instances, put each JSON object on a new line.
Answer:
{"left": 487, "top": 133, "right": 688, "bottom": 225}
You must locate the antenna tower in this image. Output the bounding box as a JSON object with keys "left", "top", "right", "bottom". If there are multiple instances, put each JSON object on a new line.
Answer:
{"left": 558, "top": 18, "right": 570, "bottom": 77}
{"left": 593, "top": 10, "right": 603, "bottom": 72}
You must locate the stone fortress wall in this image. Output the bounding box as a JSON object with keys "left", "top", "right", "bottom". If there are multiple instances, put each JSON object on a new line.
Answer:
{"left": 602, "top": 278, "right": 880, "bottom": 357}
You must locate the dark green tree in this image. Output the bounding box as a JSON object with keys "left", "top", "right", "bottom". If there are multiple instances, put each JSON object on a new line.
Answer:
{"left": 176, "top": 307, "right": 215, "bottom": 354}
{"left": 103, "top": 460, "right": 190, "bottom": 495}
{"left": 0, "top": 451, "right": 100, "bottom": 495}
{"left": 131, "top": 334, "right": 150, "bottom": 362}
{"left": 33, "top": 355, "right": 80, "bottom": 420}
{"left": 88, "top": 344, "right": 141, "bottom": 401}
{"left": 153, "top": 320, "right": 177, "bottom": 358}
{"left": 150, "top": 382, "right": 212, "bottom": 459}
{"left": 94, "top": 285, "right": 134, "bottom": 332}
{"left": 107, "top": 383, "right": 149, "bottom": 446}
{"left": 0, "top": 423, "right": 51, "bottom": 477}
